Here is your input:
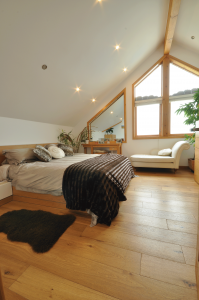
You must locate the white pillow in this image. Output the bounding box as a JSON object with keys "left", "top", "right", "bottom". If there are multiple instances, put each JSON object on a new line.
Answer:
{"left": 0, "top": 165, "right": 10, "bottom": 182}
{"left": 48, "top": 146, "right": 65, "bottom": 159}
{"left": 158, "top": 148, "right": 172, "bottom": 156}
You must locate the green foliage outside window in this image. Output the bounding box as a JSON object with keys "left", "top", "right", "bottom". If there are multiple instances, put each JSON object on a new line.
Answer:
{"left": 175, "top": 89, "right": 199, "bottom": 147}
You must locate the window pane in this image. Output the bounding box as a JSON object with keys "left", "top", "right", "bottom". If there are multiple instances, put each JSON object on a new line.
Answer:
{"left": 137, "top": 104, "right": 159, "bottom": 136}
{"left": 170, "top": 99, "right": 193, "bottom": 134}
{"left": 170, "top": 64, "right": 199, "bottom": 96}
{"left": 135, "top": 65, "right": 161, "bottom": 98}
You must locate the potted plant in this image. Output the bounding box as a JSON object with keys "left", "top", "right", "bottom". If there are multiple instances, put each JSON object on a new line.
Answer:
{"left": 106, "top": 128, "right": 114, "bottom": 134}
{"left": 175, "top": 88, "right": 199, "bottom": 171}
{"left": 104, "top": 127, "right": 116, "bottom": 141}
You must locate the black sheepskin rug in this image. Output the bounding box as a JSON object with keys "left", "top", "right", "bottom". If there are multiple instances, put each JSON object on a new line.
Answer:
{"left": 0, "top": 209, "right": 76, "bottom": 253}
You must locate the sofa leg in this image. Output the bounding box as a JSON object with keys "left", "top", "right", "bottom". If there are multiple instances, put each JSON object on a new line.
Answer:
{"left": 172, "top": 169, "right": 176, "bottom": 174}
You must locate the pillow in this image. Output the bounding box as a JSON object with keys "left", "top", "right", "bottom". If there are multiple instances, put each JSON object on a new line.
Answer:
{"left": 0, "top": 165, "right": 10, "bottom": 182}
{"left": 2, "top": 148, "right": 36, "bottom": 165}
{"left": 33, "top": 145, "right": 52, "bottom": 162}
{"left": 44, "top": 144, "right": 57, "bottom": 150}
{"left": 58, "top": 144, "right": 74, "bottom": 156}
{"left": 48, "top": 146, "right": 65, "bottom": 159}
{"left": 158, "top": 148, "right": 172, "bottom": 156}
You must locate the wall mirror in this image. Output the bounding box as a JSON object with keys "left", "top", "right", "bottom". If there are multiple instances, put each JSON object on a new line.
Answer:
{"left": 87, "top": 88, "right": 126, "bottom": 143}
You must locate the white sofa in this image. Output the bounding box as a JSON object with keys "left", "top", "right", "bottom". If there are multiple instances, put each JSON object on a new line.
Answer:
{"left": 130, "top": 141, "right": 190, "bottom": 170}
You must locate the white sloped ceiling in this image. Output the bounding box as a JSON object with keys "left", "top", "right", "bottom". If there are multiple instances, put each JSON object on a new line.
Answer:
{"left": 0, "top": 0, "right": 169, "bottom": 126}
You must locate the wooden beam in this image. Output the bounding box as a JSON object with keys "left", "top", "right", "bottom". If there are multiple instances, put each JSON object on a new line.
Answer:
{"left": 0, "top": 268, "right": 5, "bottom": 300}
{"left": 162, "top": 56, "right": 170, "bottom": 136}
{"left": 169, "top": 55, "right": 199, "bottom": 76}
{"left": 102, "top": 121, "right": 122, "bottom": 133}
{"left": 164, "top": 0, "right": 181, "bottom": 55}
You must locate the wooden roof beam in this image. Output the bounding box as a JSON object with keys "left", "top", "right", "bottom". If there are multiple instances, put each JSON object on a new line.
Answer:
{"left": 164, "top": 0, "right": 181, "bottom": 55}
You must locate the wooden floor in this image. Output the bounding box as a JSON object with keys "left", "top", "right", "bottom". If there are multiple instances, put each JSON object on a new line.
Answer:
{"left": 0, "top": 168, "right": 198, "bottom": 300}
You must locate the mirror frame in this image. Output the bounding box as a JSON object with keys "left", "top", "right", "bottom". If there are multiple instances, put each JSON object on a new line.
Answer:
{"left": 87, "top": 88, "right": 127, "bottom": 143}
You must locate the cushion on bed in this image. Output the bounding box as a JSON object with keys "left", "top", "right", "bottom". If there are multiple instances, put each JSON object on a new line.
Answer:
{"left": 48, "top": 146, "right": 65, "bottom": 159}
{"left": 58, "top": 144, "right": 74, "bottom": 156}
{"left": 33, "top": 145, "right": 52, "bottom": 162}
{"left": 44, "top": 144, "right": 57, "bottom": 150}
{"left": 158, "top": 148, "right": 172, "bottom": 156}
{"left": 2, "top": 148, "right": 36, "bottom": 165}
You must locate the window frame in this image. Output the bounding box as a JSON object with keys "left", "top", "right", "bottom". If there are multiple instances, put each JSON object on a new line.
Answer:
{"left": 132, "top": 55, "right": 199, "bottom": 140}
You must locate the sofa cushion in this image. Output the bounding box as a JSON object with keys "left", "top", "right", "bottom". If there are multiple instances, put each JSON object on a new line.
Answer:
{"left": 130, "top": 154, "right": 175, "bottom": 163}
{"left": 158, "top": 148, "right": 172, "bottom": 156}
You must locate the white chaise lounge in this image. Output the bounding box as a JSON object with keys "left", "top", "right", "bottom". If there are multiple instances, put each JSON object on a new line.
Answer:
{"left": 130, "top": 141, "right": 190, "bottom": 171}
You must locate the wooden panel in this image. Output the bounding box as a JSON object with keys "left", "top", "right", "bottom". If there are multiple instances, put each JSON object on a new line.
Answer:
{"left": 10, "top": 265, "right": 119, "bottom": 300}
{"left": 0, "top": 196, "right": 13, "bottom": 207}
{"left": 0, "top": 143, "right": 53, "bottom": 165}
{"left": 164, "top": 0, "right": 181, "bottom": 55}
{"left": 59, "top": 234, "right": 141, "bottom": 274}
{"left": 13, "top": 187, "right": 65, "bottom": 203}
{"left": 82, "top": 226, "right": 186, "bottom": 263}
{"left": 0, "top": 253, "right": 29, "bottom": 289}
{"left": 195, "top": 148, "right": 199, "bottom": 161}
{"left": 115, "top": 211, "right": 168, "bottom": 229}
{"left": 143, "top": 202, "right": 197, "bottom": 215}
{"left": 1, "top": 239, "right": 196, "bottom": 300}
{"left": 119, "top": 205, "right": 197, "bottom": 223}
{"left": 13, "top": 195, "right": 66, "bottom": 209}
{"left": 182, "top": 246, "right": 196, "bottom": 266}
{"left": 141, "top": 254, "right": 196, "bottom": 289}
{"left": 167, "top": 220, "right": 197, "bottom": 235}
{"left": 110, "top": 221, "right": 196, "bottom": 248}
{"left": 4, "top": 288, "right": 27, "bottom": 300}
{"left": 0, "top": 268, "right": 5, "bottom": 300}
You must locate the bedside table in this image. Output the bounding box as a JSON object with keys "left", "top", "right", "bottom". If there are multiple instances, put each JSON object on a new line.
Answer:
{"left": 0, "top": 181, "right": 12, "bottom": 201}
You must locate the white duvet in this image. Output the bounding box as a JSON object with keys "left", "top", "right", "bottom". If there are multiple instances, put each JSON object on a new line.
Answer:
{"left": 8, "top": 153, "right": 99, "bottom": 196}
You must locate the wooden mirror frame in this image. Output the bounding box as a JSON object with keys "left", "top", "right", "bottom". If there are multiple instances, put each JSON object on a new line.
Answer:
{"left": 87, "top": 88, "right": 127, "bottom": 143}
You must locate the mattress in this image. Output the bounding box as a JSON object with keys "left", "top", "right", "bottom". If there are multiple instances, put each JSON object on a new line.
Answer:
{"left": 8, "top": 153, "right": 100, "bottom": 196}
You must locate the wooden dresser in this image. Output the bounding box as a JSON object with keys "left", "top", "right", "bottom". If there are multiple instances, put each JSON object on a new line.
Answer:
{"left": 82, "top": 143, "right": 122, "bottom": 155}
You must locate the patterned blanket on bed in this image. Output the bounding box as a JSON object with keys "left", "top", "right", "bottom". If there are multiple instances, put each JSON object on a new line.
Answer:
{"left": 62, "top": 153, "right": 135, "bottom": 225}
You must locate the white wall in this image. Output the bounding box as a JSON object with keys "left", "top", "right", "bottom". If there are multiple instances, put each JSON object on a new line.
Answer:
{"left": 0, "top": 117, "right": 73, "bottom": 146}
{"left": 73, "top": 43, "right": 195, "bottom": 166}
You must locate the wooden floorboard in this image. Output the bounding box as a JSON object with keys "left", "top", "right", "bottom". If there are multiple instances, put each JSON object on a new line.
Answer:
{"left": 0, "top": 169, "right": 198, "bottom": 300}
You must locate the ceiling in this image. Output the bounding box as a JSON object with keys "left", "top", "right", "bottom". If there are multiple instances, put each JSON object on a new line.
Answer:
{"left": 1, "top": 0, "right": 195, "bottom": 127}
{"left": 174, "top": 0, "right": 199, "bottom": 54}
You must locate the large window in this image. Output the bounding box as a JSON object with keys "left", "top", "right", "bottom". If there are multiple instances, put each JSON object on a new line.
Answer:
{"left": 132, "top": 56, "right": 199, "bottom": 139}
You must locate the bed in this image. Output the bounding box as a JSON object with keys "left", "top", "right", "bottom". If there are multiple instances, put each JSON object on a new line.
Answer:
{"left": 0, "top": 144, "right": 134, "bottom": 226}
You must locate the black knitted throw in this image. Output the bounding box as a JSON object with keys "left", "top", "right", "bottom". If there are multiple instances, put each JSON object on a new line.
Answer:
{"left": 62, "top": 153, "right": 134, "bottom": 226}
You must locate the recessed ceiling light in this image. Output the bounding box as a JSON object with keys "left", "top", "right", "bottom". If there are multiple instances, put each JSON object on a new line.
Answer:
{"left": 42, "top": 65, "right": 47, "bottom": 70}
{"left": 111, "top": 111, "right": 113, "bottom": 114}
{"left": 120, "top": 118, "right": 122, "bottom": 120}
{"left": 191, "top": 36, "right": 195, "bottom": 39}
{"left": 123, "top": 68, "right": 127, "bottom": 72}
{"left": 115, "top": 45, "right": 120, "bottom": 50}
{"left": 92, "top": 98, "right": 96, "bottom": 102}
{"left": 76, "top": 87, "right": 80, "bottom": 92}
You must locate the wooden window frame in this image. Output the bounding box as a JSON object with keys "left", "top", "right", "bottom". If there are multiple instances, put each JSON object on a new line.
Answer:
{"left": 132, "top": 55, "right": 199, "bottom": 140}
